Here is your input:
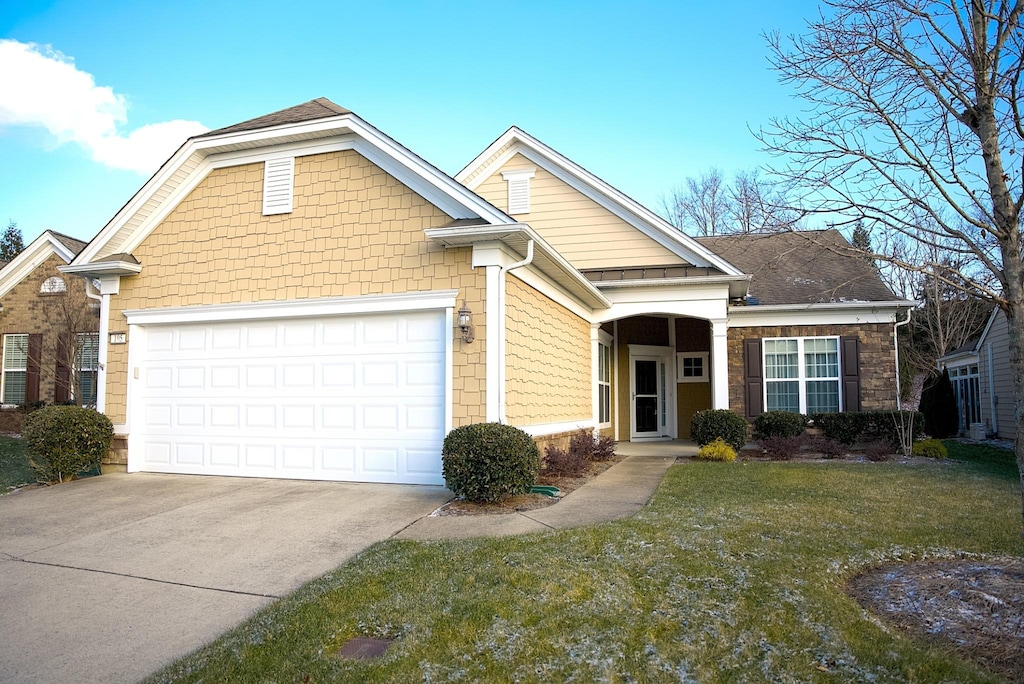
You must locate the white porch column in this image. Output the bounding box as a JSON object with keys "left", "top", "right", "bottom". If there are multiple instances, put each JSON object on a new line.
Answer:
{"left": 484, "top": 264, "right": 502, "bottom": 422}
{"left": 711, "top": 318, "right": 729, "bottom": 410}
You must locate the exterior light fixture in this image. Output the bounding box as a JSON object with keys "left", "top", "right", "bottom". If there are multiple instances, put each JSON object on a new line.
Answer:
{"left": 457, "top": 302, "right": 475, "bottom": 343}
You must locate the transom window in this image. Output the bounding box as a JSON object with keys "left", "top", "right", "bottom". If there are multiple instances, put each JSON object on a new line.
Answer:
{"left": 598, "top": 340, "right": 611, "bottom": 425}
{"left": 2, "top": 334, "right": 29, "bottom": 405}
{"left": 764, "top": 337, "right": 840, "bottom": 414}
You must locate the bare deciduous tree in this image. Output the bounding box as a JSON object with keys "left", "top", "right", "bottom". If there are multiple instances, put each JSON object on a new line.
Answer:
{"left": 662, "top": 168, "right": 800, "bottom": 235}
{"left": 760, "top": 0, "right": 1024, "bottom": 529}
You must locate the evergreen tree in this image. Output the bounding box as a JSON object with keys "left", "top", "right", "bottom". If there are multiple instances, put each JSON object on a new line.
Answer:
{"left": 919, "top": 368, "right": 959, "bottom": 439}
{"left": 0, "top": 221, "right": 24, "bottom": 262}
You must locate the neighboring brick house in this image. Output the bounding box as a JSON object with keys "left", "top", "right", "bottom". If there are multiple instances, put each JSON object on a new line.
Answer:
{"left": 0, "top": 231, "right": 99, "bottom": 429}
{"left": 62, "top": 99, "right": 913, "bottom": 483}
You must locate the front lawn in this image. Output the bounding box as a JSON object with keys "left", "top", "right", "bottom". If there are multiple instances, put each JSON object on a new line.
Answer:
{"left": 148, "top": 443, "right": 1023, "bottom": 683}
{"left": 0, "top": 435, "right": 34, "bottom": 491}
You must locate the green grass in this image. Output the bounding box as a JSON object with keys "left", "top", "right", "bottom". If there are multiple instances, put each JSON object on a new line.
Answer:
{"left": 147, "top": 444, "right": 1023, "bottom": 684}
{"left": 0, "top": 435, "right": 34, "bottom": 491}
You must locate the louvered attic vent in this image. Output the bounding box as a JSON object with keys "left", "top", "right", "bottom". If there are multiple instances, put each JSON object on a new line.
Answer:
{"left": 502, "top": 167, "right": 535, "bottom": 214}
{"left": 263, "top": 157, "right": 295, "bottom": 215}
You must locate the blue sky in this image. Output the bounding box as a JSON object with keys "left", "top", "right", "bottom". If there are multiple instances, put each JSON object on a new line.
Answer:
{"left": 0, "top": 1, "right": 822, "bottom": 245}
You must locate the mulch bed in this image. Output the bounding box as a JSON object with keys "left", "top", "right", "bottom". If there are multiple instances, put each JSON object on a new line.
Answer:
{"left": 432, "top": 452, "right": 627, "bottom": 516}
{"left": 848, "top": 559, "right": 1024, "bottom": 681}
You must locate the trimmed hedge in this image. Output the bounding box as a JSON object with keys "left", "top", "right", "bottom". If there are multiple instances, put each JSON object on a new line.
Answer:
{"left": 23, "top": 406, "right": 113, "bottom": 483}
{"left": 752, "top": 411, "right": 806, "bottom": 440}
{"left": 810, "top": 411, "right": 924, "bottom": 446}
{"left": 442, "top": 423, "right": 539, "bottom": 502}
{"left": 691, "top": 409, "right": 748, "bottom": 451}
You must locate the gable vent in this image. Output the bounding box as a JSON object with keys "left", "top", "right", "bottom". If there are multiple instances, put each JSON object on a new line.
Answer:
{"left": 502, "top": 167, "right": 535, "bottom": 215}
{"left": 262, "top": 157, "right": 295, "bottom": 215}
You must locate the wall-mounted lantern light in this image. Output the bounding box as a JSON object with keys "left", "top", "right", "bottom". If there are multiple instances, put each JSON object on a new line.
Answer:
{"left": 457, "top": 302, "right": 475, "bottom": 343}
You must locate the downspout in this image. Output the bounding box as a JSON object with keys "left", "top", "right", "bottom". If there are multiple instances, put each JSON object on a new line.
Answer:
{"left": 84, "top": 278, "right": 108, "bottom": 414}
{"left": 497, "top": 240, "right": 535, "bottom": 424}
{"left": 893, "top": 308, "right": 912, "bottom": 410}
{"left": 987, "top": 342, "right": 997, "bottom": 435}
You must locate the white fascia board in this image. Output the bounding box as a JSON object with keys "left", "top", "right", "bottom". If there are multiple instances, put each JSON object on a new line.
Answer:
{"left": 518, "top": 419, "right": 597, "bottom": 437}
{"left": 123, "top": 290, "right": 458, "bottom": 326}
{"left": 603, "top": 281, "right": 732, "bottom": 304}
{"left": 60, "top": 260, "right": 143, "bottom": 277}
{"left": 425, "top": 222, "right": 610, "bottom": 309}
{"left": 975, "top": 307, "right": 1000, "bottom": 348}
{"left": 0, "top": 232, "right": 76, "bottom": 299}
{"left": 727, "top": 301, "right": 913, "bottom": 327}
{"left": 938, "top": 351, "right": 980, "bottom": 367}
{"left": 457, "top": 129, "right": 744, "bottom": 276}
{"left": 594, "top": 274, "right": 750, "bottom": 299}
{"left": 597, "top": 298, "right": 728, "bottom": 325}
{"left": 76, "top": 114, "right": 511, "bottom": 266}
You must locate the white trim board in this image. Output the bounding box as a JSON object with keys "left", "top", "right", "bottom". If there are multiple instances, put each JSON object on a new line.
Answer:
{"left": 456, "top": 129, "right": 743, "bottom": 275}
{"left": 73, "top": 112, "right": 514, "bottom": 266}
{"left": 123, "top": 290, "right": 459, "bottom": 326}
{"left": 0, "top": 231, "right": 79, "bottom": 299}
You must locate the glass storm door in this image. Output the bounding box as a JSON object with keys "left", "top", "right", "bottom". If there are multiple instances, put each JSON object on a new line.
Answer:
{"left": 632, "top": 357, "right": 664, "bottom": 438}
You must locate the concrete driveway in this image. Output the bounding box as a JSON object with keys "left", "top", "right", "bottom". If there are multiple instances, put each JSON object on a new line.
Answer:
{"left": 0, "top": 473, "right": 450, "bottom": 683}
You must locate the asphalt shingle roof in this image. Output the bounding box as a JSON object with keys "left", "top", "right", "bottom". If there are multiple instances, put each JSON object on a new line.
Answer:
{"left": 697, "top": 229, "right": 898, "bottom": 305}
{"left": 196, "top": 98, "right": 351, "bottom": 139}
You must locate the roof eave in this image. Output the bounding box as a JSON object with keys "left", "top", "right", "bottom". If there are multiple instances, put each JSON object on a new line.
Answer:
{"left": 728, "top": 299, "right": 918, "bottom": 313}
{"left": 60, "top": 260, "right": 144, "bottom": 277}
{"left": 425, "top": 223, "right": 610, "bottom": 309}
{"left": 592, "top": 274, "right": 750, "bottom": 299}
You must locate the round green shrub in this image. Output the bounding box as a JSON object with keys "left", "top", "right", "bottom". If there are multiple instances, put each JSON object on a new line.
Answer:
{"left": 911, "top": 438, "right": 948, "bottom": 459}
{"left": 23, "top": 406, "right": 114, "bottom": 483}
{"left": 690, "top": 409, "right": 748, "bottom": 450}
{"left": 442, "top": 423, "right": 540, "bottom": 502}
{"left": 752, "top": 411, "right": 806, "bottom": 440}
{"left": 695, "top": 437, "right": 737, "bottom": 462}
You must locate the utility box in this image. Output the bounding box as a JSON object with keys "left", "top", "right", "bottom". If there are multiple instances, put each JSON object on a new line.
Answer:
{"left": 969, "top": 423, "right": 986, "bottom": 441}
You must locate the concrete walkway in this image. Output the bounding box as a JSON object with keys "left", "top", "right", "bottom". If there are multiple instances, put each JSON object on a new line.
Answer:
{"left": 397, "top": 440, "right": 691, "bottom": 540}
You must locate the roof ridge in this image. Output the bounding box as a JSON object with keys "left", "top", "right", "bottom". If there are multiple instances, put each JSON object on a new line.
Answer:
{"left": 195, "top": 98, "right": 352, "bottom": 139}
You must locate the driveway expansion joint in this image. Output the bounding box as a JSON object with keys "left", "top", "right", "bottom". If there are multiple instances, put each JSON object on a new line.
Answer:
{"left": 516, "top": 512, "right": 556, "bottom": 529}
{"left": 4, "top": 554, "right": 281, "bottom": 599}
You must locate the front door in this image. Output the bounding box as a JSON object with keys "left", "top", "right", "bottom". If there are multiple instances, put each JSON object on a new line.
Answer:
{"left": 631, "top": 355, "right": 666, "bottom": 439}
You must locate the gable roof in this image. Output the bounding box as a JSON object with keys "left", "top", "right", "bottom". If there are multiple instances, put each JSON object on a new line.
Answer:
{"left": 71, "top": 99, "right": 514, "bottom": 267}
{"left": 697, "top": 229, "right": 899, "bottom": 305}
{"left": 0, "top": 230, "right": 86, "bottom": 299}
{"left": 197, "top": 98, "right": 351, "bottom": 138}
{"left": 937, "top": 305, "right": 1002, "bottom": 363}
{"left": 456, "top": 127, "right": 744, "bottom": 276}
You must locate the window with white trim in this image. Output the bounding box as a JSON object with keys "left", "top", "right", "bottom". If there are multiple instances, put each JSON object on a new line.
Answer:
{"left": 76, "top": 332, "right": 100, "bottom": 408}
{"left": 40, "top": 276, "right": 66, "bottom": 294}
{"left": 501, "top": 167, "right": 536, "bottom": 214}
{"left": 2, "top": 334, "right": 29, "bottom": 405}
{"left": 676, "top": 352, "right": 709, "bottom": 383}
{"left": 764, "top": 337, "right": 840, "bottom": 414}
{"left": 598, "top": 340, "right": 611, "bottom": 425}
{"left": 262, "top": 157, "right": 295, "bottom": 215}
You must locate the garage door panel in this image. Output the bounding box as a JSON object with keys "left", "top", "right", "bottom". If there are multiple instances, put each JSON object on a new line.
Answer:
{"left": 133, "top": 310, "right": 447, "bottom": 484}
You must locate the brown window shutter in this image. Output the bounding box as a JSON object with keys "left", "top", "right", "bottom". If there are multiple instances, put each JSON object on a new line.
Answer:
{"left": 26, "top": 333, "right": 42, "bottom": 404}
{"left": 743, "top": 338, "right": 763, "bottom": 418}
{"left": 55, "top": 333, "right": 70, "bottom": 404}
{"left": 841, "top": 336, "right": 861, "bottom": 412}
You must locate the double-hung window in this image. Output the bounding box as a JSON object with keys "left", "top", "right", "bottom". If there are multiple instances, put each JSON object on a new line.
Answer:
{"left": 598, "top": 340, "right": 611, "bottom": 426}
{"left": 2, "top": 334, "right": 29, "bottom": 405}
{"left": 76, "top": 332, "right": 100, "bottom": 408}
{"left": 764, "top": 337, "right": 840, "bottom": 414}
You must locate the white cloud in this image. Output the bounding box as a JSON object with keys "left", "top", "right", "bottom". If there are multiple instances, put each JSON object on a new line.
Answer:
{"left": 0, "top": 40, "right": 208, "bottom": 174}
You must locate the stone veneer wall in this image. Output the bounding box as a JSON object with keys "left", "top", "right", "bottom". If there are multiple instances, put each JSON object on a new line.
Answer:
{"left": 727, "top": 323, "right": 897, "bottom": 416}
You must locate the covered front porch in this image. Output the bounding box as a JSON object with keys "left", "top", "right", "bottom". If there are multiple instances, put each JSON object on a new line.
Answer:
{"left": 595, "top": 313, "right": 729, "bottom": 443}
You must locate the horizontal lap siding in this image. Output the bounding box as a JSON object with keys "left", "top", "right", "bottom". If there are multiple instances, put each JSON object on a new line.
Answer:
{"left": 106, "top": 150, "right": 485, "bottom": 426}
{"left": 474, "top": 153, "right": 685, "bottom": 269}
{"left": 982, "top": 312, "right": 1016, "bottom": 440}
{"left": 504, "top": 274, "right": 591, "bottom": 426}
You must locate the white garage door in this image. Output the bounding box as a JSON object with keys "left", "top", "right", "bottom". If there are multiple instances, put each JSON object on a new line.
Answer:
{"left": 131, "top": 310, "right": 447, "bottom": 484}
